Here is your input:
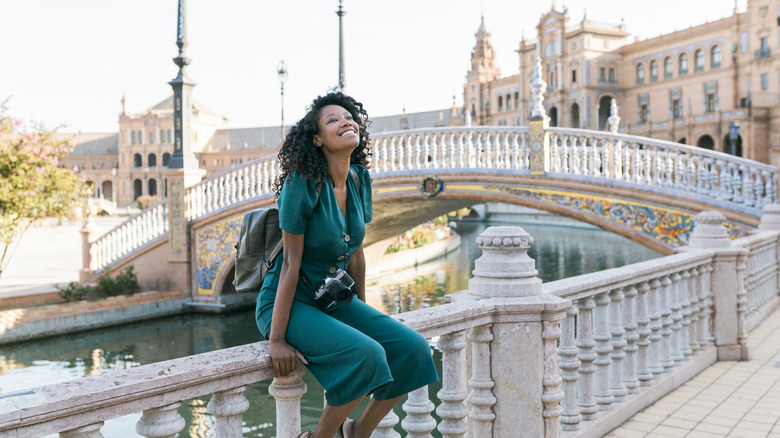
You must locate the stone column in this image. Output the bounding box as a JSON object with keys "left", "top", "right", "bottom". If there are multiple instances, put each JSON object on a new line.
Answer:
{"left": 454, "top": 226, "right": 571, "bottom": 437}
{"left": 165, "top": 167, "right": 206, "bottom": 297}
{"left": 688, "top": 211, "right": 748, "bottom": 360}
{"left": 529, "top": 58, "right": 550, "bottom": 175}
{"left": 79, "top": 207, "right": 97, "bottom": 283}
{"left": 758, "top": 204, "right": 780, "bottom": 311}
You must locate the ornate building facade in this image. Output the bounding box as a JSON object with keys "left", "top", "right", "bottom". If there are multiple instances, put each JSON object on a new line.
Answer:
{"left": 466, "top": 0, "right": 780, "bottom": 164}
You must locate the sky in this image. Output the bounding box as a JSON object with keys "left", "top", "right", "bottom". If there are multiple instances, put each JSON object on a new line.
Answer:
{"left": 0, "top": 0, "right": 747, "bottom": 134}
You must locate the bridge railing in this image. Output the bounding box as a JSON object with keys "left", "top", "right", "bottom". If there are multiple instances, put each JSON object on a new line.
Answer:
{"left": 185, "top": 155, "right": 278, "bottom": 221}
{"left": 90, "top": 200, "right": 168, "bottom": 271}
{"left": 547, "top": 128, "right": 778, "bottom": 211}
{"left": 8, "top": 210, "right": 780, "bottom": 437}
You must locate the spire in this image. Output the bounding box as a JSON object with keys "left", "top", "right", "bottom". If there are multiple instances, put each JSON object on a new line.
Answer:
{"left": 168, "top": 0, "right": 198, "bottom": 169}
{"left": 121, "top": 93, "right": 127, "bottom": 116}
{"left": 336, "top": 0, "right": 346, "bottom": 91}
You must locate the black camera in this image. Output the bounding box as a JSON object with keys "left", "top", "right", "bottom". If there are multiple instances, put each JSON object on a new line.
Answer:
{"left": 313, "top": 269, "right": 355, "bottom": 311}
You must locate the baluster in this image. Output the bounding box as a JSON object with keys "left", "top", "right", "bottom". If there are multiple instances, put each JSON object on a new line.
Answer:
{"left": 647, "top": 279, "right": 664, "bottom": 379}
{"left": 658, "top": 275, "right": 676, "bottom": 370}
{"left": 622, "top": 285, "right": 640, "bottom": 394}
{"left": 402, "top": 385, "right": 436, "bottom": 438}
{"left": 593, "top": 292, "right": 614, "bottom": 410}
{"left": 136, "top": 402, "right": 185, "bottom": 438}
{"left": 269, "top": 161, "right": 278, "bottom": 193}
{"left": 581, "top": 136, "right": 589, "bottom": 176}
{"left": 634, "top": 281, "right": 652, "bottom": 386}
{"left": 572, "top": 136, "right": 581, "bottom": 175}
{"left": 466, "top": 132, "right": 476, "bottom": 168}
{"left": 688, "top": 267, "right": 702, "bottom": 356}
{"left": 468, "top": 325, "right": 496, "bottom": 437}
{"left": 561, "top": 135, "right": 570, "bottom": 174}
{"left": 414, "top": 134, "right": 423, "bottom": 170}
{"left": 429, "top": 134, "right": 437, "bottom": 169}
{"left": 731, "top": 164, "right": 743, "bottom": 204}
{"left": 744, "top": 166, "right": 755, "bottom": 206}
{"left": 482, "top": 132, "right": 491, "bottom": 168}
{"left": 407, "top": 135, "right": 415, "bottom": 170}
{"left": 608, "top": 288, "right": 627, "bottom": 401}
{"left": 542, "top": 320, "right": 564, "bottom": 438}
{"left": 437, "top": 331, "right": 468, "bottom": 438}
{"left": 60, "top": 422, "right": 104, "bottom": 438}
{"left": 550, "top": 134, "right": 560, "bottom": 172}
{"left": 701, "top": 263, "right": 716, "bottom": 346}
{"left": 668, "top": 272, "right": 684, "bottom": 364}
{"left": 736, "top": 252, "right": 750, "bottom": 356}
{"left": 678, "top": 270, "right": 693, "bottom": 359}
{"left": 395, "top": 137, "right": 404, "bottom": 171}
{"left": 374, "top": 404, "right": 401, "bottom": 438}
{"left": 594, "top": 138, "right": 603, "bottom": 178}
{"left": 268, "top": 368, "right": 307, "bottom": 438}
{"left": 559, "top": 305, "right": 581, "bottom": 431}
{"left": 502, "top": 132, "right": 512, "bottom": 168}
{"left": 207, "top": 385, "right": 250, "bottom": 436}
{"left": 623, "top": 142, "right": 632, "bottom": 182}
{"left": 576, "top": 297, "right": 597, "bottom": 420}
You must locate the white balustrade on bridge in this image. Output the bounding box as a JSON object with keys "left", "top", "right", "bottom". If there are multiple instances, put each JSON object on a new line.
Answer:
{"left": 90, "top": 200, "right": 168, "bottom": 271}
{"left": 8, "top": 207, "right": 780, "bottom": 437}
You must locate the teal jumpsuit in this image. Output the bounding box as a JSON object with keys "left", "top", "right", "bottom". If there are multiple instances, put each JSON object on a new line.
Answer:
{"left": 255, "top": 164, "right": 439, "bottom": 406}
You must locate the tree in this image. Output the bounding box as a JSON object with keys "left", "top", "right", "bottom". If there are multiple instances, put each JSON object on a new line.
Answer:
{"left": 0, "top": 103, "right": 85, "bottom": 277}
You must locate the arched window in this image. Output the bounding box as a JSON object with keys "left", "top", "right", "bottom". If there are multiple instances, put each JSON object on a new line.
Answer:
{"left": 148, "top": 179, "right": 157, "bottom": 197}
{"left": 549, "top": 107, "right": 558, "bottom": 127}
{"left": 711, "top": 45, "right": 721, "bottom": 69}
{"left": 133, "top": 153, "right": 142, "bottom": 168}
{"left": 664, "top": 57, "right": 673, "bottom": 78}
{"left": 514, "top": 92, "right": 519, "bottom": 109}
{"left": 148, "top": 153, "right": 157, "bottom": 167}
{"left": 650, "top": 60, "right": 658, "bottom": 81}
{"left": 694, "top": 49, "right": 704, "bottom": 72}
{"left": 133, "top": 179, "right": 143, "bottom": 200}
{"left": 498, "top": 96, "right": 503, "bottom": 112}
{"left": 679, "top": 53, "right": 689, "bottom": 75}
{"left": 162, "top": 152, "right": 171, "bottom": 167}
{"left": 545, "top": 40, "right": 557, "bottom": 57}
{"left": 636, "top": 63, "right": 645, "bottom": 84}
{"left": 570, "top": 103, "right": 580, "bottom": 128}
{"left": 696, "top": 135, "right": 714, "bottom": 150}
{"left": 506, "top": 94, "right": 511, "bottom": 111}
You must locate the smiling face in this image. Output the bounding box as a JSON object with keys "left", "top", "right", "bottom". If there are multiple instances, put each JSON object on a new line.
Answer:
{"left": 312, "top": 104, "right": 360, "bottom": 154}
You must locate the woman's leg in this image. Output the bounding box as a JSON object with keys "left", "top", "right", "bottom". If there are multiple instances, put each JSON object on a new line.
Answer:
{"left": 311, "top": 394, "right": 366, "bottom": 438}
{"left": 349, "top": 394, "right": 405, "bottom": 438}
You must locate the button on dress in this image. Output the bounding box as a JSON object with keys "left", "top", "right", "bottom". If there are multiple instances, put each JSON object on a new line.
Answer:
{"left": 256, "top": 164, "right": 439, "bottom": 406}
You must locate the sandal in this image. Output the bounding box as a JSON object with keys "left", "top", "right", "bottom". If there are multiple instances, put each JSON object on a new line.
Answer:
{"left": 298, "top": 432, "right": 312, "bottom": 438}
{"left": 338, "top": 418, "right": 355, "bottom": 438}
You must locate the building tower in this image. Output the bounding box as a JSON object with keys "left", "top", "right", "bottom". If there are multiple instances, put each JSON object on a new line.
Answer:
{"left": 464, "top": 16, "right": 500, "bottom": 125}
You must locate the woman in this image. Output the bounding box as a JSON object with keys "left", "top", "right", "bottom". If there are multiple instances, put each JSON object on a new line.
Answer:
{"left": 256, "top": 91, "right": 439, "bottom": 438}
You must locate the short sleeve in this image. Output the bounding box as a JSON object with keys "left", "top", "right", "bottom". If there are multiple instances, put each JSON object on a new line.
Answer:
{"left": 353, "top": 164, "right": 373, "bottom": 223}
{"left": 278, "top": 171, "right": 318, "bottom": 233}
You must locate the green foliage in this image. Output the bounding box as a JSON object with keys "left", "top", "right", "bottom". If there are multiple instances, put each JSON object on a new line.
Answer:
{"left": 56, "top": 267, "right": 140, "bottom": 303}
{"left": 384, "top": 208, "right": 471, "bottom": 255}
{"left": 0, "top": 101, "right": 85, "bottom": 276}
{"left": 56, "top": 281, "right": 96, "bottom": 302}
{"left": 136, "top": 195, "right": 161, "bottom": 210}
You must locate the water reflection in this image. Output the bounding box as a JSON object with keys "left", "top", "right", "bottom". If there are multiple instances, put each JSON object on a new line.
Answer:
{"left": 0, "top": 217, "right": 660, "bottom": 437}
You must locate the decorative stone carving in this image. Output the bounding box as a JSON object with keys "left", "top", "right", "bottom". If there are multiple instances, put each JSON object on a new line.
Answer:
{"left": 436, "top": 331, "right": 468, "bottom": 438}
{"left": 530, "top": 58, "right": 548, "bottom": 120}
{"left": 60, "top": 422, "right": 104, "bottom": 438}
{"left": 542, "top": 320, "right": 564, "bottom": 437}
{"left": 373, "top": 406, "right": 401, "bottom": 438}
{"left": 469, "top": 226, "right": 542, "bottom": 297}
{"left": 607, "top": 99, "right": 620, "bottom": 134}
{"left": 206, "top": 386, "right": 250, "bottom": 437}
{"left": 467, "top": 325, "right": 496, "bottom": 438}
{"left": 136, "top": 403, "right": 185, "bottom": 438}
{"left": 401, "top": 385, "right": 436, "bottom": 438}
{"left": 689, "top": 211, "right": 731, "bottom": 248}
{"left": 268, "top": 368, "right": 307, "bottom": 438}
{"left": 758, "top": 204, "right": 780, "bottom": 231}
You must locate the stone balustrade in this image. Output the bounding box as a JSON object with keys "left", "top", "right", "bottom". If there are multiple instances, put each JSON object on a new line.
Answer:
{"left": 89, "top": 200, "right": 168, "bottom": 271}
{"left": 185, "top": 156, "right": 278, "bottom": 221}
{"left": 45, "top": 208, "right": 780, "bottom": 437}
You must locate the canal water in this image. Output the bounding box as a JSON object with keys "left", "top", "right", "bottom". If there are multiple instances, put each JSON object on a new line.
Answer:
{"left": 0, "top": 217, "right": 660, "bottom": 437}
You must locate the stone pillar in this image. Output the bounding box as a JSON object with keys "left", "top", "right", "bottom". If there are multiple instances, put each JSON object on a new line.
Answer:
{"left": 688, "top": 211, "right": 748, "bottom": 360}
{"left": 529, "top": 58, "right": 550, "bottom": 175}
{"left": 268, "top": 367, "right": 307, "bottom": 438}
{"left": 165, "top": 167, "right": 206, "bottom": 297}
{"left": 79, "top": 212, "right": 97, "bottom": 283}
{"left": 758, "top": 204, "right": 780, "bottom": 307}
{"left": 454, "top": 226, "right": 571, "bottom": 437}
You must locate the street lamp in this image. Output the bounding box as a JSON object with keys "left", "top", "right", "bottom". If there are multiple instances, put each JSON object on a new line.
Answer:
{"left": 728, "top": 120, "right": 740, "bottom": 157}
{"left": 277, "top": 60, "right": 288, "bottom": 144}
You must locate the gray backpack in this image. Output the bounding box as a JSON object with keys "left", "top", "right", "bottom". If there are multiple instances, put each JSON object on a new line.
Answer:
{"left": 233, "top": 168, "right": 359, "bottom": 293}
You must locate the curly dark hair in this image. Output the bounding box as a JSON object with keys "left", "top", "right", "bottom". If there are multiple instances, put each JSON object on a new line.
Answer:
{"left": 274, "top": 91, "right": 371, "bottom": 196}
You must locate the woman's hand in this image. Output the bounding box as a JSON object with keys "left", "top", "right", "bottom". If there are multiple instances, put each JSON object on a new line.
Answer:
{"left": 269, "top": 338, "right": 309, "bottom": 378}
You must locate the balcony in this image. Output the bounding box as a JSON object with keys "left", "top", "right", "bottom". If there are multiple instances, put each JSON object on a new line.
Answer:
{"left": 755, "top": 47, "right": 771, "bottom": 59}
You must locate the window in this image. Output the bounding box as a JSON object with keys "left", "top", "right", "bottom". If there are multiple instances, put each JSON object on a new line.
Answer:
{"left": 148, "top": 153, "right": 157, "bottom": 167}
{"left": 133, "top": 153, "right": 142, "bottom": 168}
{"left": 695, "top": 49, "right": 704, "bottom": 72}
{"left": 741, "top": 32, "right": 748, "bottom": 52}
{"left": 672, "top": 99, "right": 682, "bottom": 119}
{"left": 636, "top": 63, "right": 645, "bottom": 84}
{"left": 639, "top": 103, "right": 649, "bottom": 123}
{"left": 514, "top": 92, "right": 519, "bottom": 109}
{"left": 664, "top": 57, "right": 673, "bottom": 78}
{"left": 131, "top": 131, "right": 137, "bottom": 145}
{"left": 163, "top": 153, "right": 171, "bottom": 166}
{"left": 149, "top": 132, "right": 155, "bottom": 144}
{"left": 706, "top": 93, "right": 716, "bottom": 112}
{"left": 650, "top": 60, "right": 659, "bottom": 81}
{"left": 600, "top": 67, "right": 606, "bottom": 82}
{"left": 506, "top": 94, "right": 511, "bottom": 111}
{"left": 498, "top": 96, "right": 503, "bottom": 112}
{"left": 711, "top": 45, "right": 721, "bottom": 68}
{"left": 572, "top": 69, "right": 577, "bottom": 83}
{"left": 679, "top": 53, "right": 689, "bottom": 75}
{"left": 550, "top": 71, "right": 557, "bottom": 89}
{"left": 608, "top": 68, "right": 615, "bottom": 83}
{"left": 168, "top": 129, "right": 173, "bottom": 143}
{"left": 757, "top": 37, "right": 770, "bottom": 58}
{"left": 762, "top": 73, "right": 769, "bottom": 90}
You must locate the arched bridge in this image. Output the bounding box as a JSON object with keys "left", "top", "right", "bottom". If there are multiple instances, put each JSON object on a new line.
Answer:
{"left": 82, "top": 125, "right": 778, "bottom": 303}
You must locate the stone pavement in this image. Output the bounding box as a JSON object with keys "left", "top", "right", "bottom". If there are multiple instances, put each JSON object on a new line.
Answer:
{"left": 606, "top": 306, "right": 780, "bottom": 438}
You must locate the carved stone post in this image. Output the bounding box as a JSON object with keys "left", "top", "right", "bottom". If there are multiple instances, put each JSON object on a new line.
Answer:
{"left": 207, "top": 385, "right": 250, "bottom": 436}
{"left": 373, "top": 406, "right": 401, "bottom": 438}
{"left": 401, "top": 385, "right": 436, "bottom": 437}
{"left": 437, "top": 331, "right": 468, "bottom": 438}
{"left": 136, "top": 402, "right": 185, "bottom": 438}
{"left": 688, "top": 211, "right": 749, "bottom": 360}
{"left": 79, "top": 205, "right": 97, "bottom": 283}
{"left": 529, "top": 58, "right": 550, "bottom": 175}
{"left": 454, "top": 226, "right": 570, "bottom": 437}
{"left": 268, "top": 368, "right": 307, "bottom": 438}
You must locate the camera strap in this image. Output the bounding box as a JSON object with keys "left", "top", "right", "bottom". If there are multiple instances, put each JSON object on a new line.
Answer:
{"left": 341, "top": 189, "right": 351, "bottom": 271}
